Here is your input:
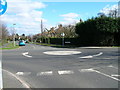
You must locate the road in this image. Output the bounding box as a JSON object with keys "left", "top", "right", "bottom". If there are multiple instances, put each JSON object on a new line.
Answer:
{"left": 1, "top": 44, "right": 119, "bottom": 89}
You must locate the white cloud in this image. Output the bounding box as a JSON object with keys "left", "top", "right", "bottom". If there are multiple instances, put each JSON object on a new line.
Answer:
{"left": 100, "top": 4, "right": 118, "bottom": 15}
{"left": 59, "top": 13, "right": 80, "bottom": 25}
{"left": 1, "top": 0, "right": 47, "bottom": 35}
{"left": 60, "top": 13, "right": 79, "bottom": 18}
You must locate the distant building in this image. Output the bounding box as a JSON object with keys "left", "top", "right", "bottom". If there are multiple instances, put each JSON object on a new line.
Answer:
{"left": 118, "top": 1, "right": 120, "bottom": 17}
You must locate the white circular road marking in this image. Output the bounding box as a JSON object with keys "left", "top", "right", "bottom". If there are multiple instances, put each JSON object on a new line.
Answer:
{"left": 43, "top": 51, "right": 81, "bottom": 55}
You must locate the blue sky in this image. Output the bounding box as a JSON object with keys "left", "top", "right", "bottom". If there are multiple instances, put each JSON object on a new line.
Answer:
{"left": 1, "top": 0, "right": 118, "bottom": 35}
{"left": 42, "top": 2, "right": 118, "bottom": 23}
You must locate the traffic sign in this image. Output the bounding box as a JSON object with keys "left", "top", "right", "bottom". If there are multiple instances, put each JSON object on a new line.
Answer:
{"left": 0, "top": 0, "right": 7, "bottom": 15}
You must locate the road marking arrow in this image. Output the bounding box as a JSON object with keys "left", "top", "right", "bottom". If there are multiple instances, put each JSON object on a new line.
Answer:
{"left": 22, "top": 52, "right": 32, "bottom": 58}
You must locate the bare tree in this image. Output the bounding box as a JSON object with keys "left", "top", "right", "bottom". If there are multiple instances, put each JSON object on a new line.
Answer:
{"left": 0, "top": 21, "right": 9, "bottom": 41}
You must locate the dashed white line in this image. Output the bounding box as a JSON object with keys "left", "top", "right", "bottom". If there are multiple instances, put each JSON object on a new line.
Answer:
{"left": 22, "top": 52, "right": 32, "bottom": 58}
{"left": 58, "top": 70, "right": 74, "bottom": 75}
{"left": 16, "top": 72, "right": 31, "bottom": 76}
{"left": 37, "top": 71, "right": 53, "bottom": 76}
{"left": 79, "top": 68, "right": 95, "bottom": 72}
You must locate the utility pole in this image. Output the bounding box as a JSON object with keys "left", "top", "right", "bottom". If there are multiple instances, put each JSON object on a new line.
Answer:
{"left": 41, "top": 19, "right": 43, "bottom": 34}
{"left": 40, "top": 19, "right": 43, "bottom": 43}
{"left": 118, "top": 1, "right": 120, "bottom": 17}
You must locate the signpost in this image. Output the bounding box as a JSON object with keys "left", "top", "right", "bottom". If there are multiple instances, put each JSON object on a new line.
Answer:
{"left": 0, "top": 0, "right": 7, "bottom": 16}
{"left": 61, "top": 33, "right": 65, "bottom": 46}
{"left": 0, "top": 0, "right": 7, "bottom": 89}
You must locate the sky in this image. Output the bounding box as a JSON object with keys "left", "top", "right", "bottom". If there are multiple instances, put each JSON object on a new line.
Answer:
{"left": 1, "top": 0, "right": 119, "bottom": 35}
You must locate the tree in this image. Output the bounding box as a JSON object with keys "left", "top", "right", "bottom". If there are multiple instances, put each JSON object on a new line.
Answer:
{"left": 75, "top": 17, "right": 119, "bottom": 46}
{"left": 0, "top": 21, "right": 9, "bottom": 42}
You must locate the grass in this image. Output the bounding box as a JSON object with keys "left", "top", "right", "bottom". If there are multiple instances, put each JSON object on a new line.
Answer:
{"left": 0, "top": 42, "right": 2, "bottom": 47}
{"left": 0, "top": 42, "right": 20, "bottom": 50}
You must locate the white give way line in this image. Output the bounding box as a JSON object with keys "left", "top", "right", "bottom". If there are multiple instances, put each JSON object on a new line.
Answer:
{"left": 22, "top": 52, "right": 32, "bottom": 58}
{"left": 79, "top": 52, "right": 103, "bottom": 59}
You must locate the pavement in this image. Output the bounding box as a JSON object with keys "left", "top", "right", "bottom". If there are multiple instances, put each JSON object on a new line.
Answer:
{"left": 3, "top": 70, "right": 28, "bottom": 88}
{"left": 1, "top": 44, "right": 119, "bottom": 89}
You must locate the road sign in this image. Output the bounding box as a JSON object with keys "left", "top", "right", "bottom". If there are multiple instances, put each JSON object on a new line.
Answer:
{"left": 0, "top": 0, "right": 7, "bottom": 15}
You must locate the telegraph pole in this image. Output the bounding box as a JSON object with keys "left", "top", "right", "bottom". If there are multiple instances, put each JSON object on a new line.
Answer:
{"left": 118, "top": 1, "right": 120, "bottom": 17}
{"left": 41, "top": 19, "right": 43, "bottom": 34}
{"left": 40, "top": 19, "right": 43, "bottom": 43}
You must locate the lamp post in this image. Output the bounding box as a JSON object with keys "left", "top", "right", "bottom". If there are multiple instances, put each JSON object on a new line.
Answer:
{"left": 13, "top": 24, "right": 16, "bottom": 47}
{"left": 61, "top": 33, "right": 65, "bottom": 46}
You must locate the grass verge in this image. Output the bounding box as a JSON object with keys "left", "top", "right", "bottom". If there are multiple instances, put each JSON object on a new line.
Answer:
{"left": 0, "top": 43, "right": 20, "bottom": 50}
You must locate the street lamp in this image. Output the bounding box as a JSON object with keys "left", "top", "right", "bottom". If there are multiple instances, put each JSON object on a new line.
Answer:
{"left": 13, "top": 24, "right": 16, "bottom": 47}
{"left": 61, "top": 33, "right": 65, "bottom": 46}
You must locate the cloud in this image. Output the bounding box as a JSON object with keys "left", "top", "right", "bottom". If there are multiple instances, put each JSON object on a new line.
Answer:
{"left": 100, "top": 4, "right": 118, "bottom": 15}
{"left": 60, "top": 13, "right": 79, "bottom": 18}
{"left": 59, "top": 13, "right": 80, "bottom": 25}
{"left": 1, "top": 0, "right": 47, "bottom": 35}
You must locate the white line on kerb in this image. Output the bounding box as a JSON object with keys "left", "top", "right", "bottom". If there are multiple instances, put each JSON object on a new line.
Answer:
{"left": 79, "top": 52, "right": 103, "bottom": 59}
{"left": 0, "top": 59, "right": 3, "bottom": 90}
{"left": 58, "top": 70, "right": 74, "bottom": 75}
{"left": 3, "top": 69, "right": 31, "bottom": 89}
{"left": 22, "top": 52, "right": 32, "bottom": 58}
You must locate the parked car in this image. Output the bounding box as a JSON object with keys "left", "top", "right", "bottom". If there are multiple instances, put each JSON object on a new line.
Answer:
{"left": 19, "top": 40, "right": 25, "bottom": 46}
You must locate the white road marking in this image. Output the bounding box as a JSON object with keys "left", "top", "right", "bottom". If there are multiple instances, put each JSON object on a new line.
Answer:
{"left": 37, "top": 71, "right": 53, "bottom": 76}
{"left": 79, "top": 68, "right": 120, "bottom": 81}
{"left": 3, "top": 69, "right": 31, "bottom": 89}
{"left": 0, "top": 59, "right": 3, "bottom": 90}
{"left": 111, "top": 74, "right": 120, "bottom": 77}
{"left": 107, "top": 65, "right": 118, "bottom": 69}
{"left": 91, "top": 69, "right": 120, "bottom": 81}
{"left": 58, "top": 70, "right": 74, "bottom": 75}
{"left": 22, "top": 52, "right": 32, "bottom": 58}
{"left": 79, "top": 68, "right": 95, "bottom": 72}
{"left": 43, "top": 51, "right": 81, "bottom": 55}
{"left": 92, "top": 52, "right": 103, "bottom": 57}
{"left": 79, "top": 52, "right": 103, "bottom": 59}
{"left": 16, "top": 72, "right": 31, "bottom": 76}
{"left": 79, "top": 55, "right": 93, "bottom": 59}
